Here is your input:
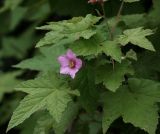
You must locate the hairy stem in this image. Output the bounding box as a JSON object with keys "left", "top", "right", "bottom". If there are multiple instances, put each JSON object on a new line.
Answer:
{"left": 111, "top": 0, "right": 124, "bottom": 34}
{"left": 100, "top": 1, "right": 106, "bottom": 18}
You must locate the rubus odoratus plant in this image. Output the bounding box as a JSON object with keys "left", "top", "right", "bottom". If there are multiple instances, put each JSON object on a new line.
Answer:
{"left": 6, "top": 0, "right": 160, "bottom": 134}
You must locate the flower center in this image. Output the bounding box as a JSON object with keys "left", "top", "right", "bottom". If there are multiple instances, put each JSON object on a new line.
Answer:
{"left": 69, "top": 60, "right": 75, "bottom": 69}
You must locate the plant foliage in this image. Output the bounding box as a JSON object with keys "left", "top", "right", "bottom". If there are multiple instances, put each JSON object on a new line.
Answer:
{"left": 0, "top": 0, "right": 160, "bottom": 134}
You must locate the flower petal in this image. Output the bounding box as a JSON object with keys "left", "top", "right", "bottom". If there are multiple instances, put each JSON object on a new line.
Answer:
{"left": 66, "top": 49, "right": 76, "bottom": 59}
{"left": 69, "top": 68, "right": 79, "bottom": 79}
{"left": 60, "top": 67, "right": 70, "bottom": 74}
{"left": 58, "top": 55, "right": 69, "bottom": 67}
{"left": 75, "top": 58, "right": 82, "bottom": 69}
{"left": 58, "top": 49, "right": 82, "bottom": 79}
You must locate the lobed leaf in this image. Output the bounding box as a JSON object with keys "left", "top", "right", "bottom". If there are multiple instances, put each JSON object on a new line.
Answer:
{"left": 96, "top": 60, "right": 134, "bottom": 91}
{"left": 53, "top": 102, "right": 79, "bottom": 134}
{"left": 70, "top": 34, "right": 122, "bottom": 62}
{"left": 118, "top": 27, "right": 155, "bottom": 51}
{"left": 14, "top": 45, "right": 66, "bottom": 72}
{"left": 36, "top": 14, "right": 101, "bottom": 47}
{"left": 7, "top": 72, "right": 79, "bottom": 131}
{"left": 102, "top": 78, "right": 160, "bottom": 134}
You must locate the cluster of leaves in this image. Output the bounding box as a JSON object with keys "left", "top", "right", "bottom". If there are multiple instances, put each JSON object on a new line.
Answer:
{"left": 1, "top": 0, "right": 160, "bottom": 134}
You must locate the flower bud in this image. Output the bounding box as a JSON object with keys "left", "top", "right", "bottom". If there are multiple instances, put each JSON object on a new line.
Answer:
{"left": 88, "top": 0, "right": 107, "bottom": 4}
{"left": 88, "top": 0, "right": 98, "bottom": 4}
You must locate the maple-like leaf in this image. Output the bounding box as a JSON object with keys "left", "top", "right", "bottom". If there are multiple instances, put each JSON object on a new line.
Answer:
{"left": 96, "top": 60, "right": 134, "bottom": 92}
{"left": 14, "top": 45, "right": 66, "bottom": 72}
{"left": 7, "top": 72, "right": 79, "bottom": 131}
{"left": 36, "top": 14, "right": 101, "bottom": 47}
{"left": 102, "top": 78, "right": 160, "bottom": 134}
{"left": 118, "top": 27, "right": 155, "bottom": 51}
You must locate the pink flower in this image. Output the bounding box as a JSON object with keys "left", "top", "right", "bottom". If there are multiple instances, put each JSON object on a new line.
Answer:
{"left": 58, "top": 49, "right": 82, "bottom": 79}
{"left": 88, "top": 0, "right": 98, "bottom": 3}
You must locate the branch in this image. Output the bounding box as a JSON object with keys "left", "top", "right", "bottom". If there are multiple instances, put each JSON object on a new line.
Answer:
{"left": 111, "top": 0, "right": 124, "bottom": 34}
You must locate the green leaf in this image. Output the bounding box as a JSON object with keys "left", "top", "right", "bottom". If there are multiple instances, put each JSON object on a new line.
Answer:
{"left": 118, "top": 27, "right": 155, "bottom": 51}
{"left": 46, "top": 90, "right": 72, "bottom": 123}
{"left": 7, "top": 72, "right": 79, "bottom": 131}
{"left": 0, "top": 71, "right": 21, "bottom": 101}
{"left": 7, "top": 91, "right": 47, "bottom": 132}
{"left": 102, "top": 78, "right": 160, "bottom": 134}
{"left": 133, "top": 51, "right": 160, "bottom": 80}
{"left": 126, "top": 49, "right": 137, "bottom": 60}
{"left": 70, "top": 35, "right": 122, "bottom": 62}
{"left": 33, "top": 102, "right": 79, "bottom": 134}
{"left": 19, "top": 113, "right": 40, "bottom": 134}
{"left": 69, "top": 28, "right": 107, "bottom": 57}
{"left": 26, "top": 2, "right": 50, "bottom": 21}
{"left": 108, "top": 14, "right": 147, "bottom": 28}
{"left": 96, "top": 60, "right": 134, "bottom": 91}
{"left": 36, "top": 14, "right": 101, "bottom": 47}
{"left": 72, "top": 65, "right": 100, "bottom": 112}
{"left": 53, "top": 102, "right": 79, "bottom": 134}
{"left": 0, "top": 25, "right": 37, "bottom": 59}
{"left": 10, "top": 7, "right": 27, "bottom": 30}
{"left": 14, "top": 45, "right": 66, "bottom": 72}
{"left": 89, "top": 122, "right": 102, "bottom": 134}
{"left": 0, "top": 0, "right": 23, "bottom": 13}
{"left": 0, "top": 12, "right": 11, "bottom": 34}
{"left": 33, "top": 112, "right": 53, "bottom": 134}
{"left": 89, "top": 122, "right": 101, "bottom": 134}
{"left": 121, "top": 14, "right": 147, "bottom": 27}
{"left": 0, "top": 98, "right": 20, "bottom": 125}
{"left": 70, "top": 37, "right": 101, "bottom": 57}
{"left": 148, "top": 0, "right": 160, "bottom": 26}
{"left": 102, "top": 41, "right": 122, "bottom": 63}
